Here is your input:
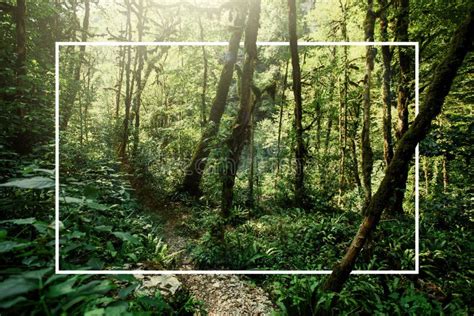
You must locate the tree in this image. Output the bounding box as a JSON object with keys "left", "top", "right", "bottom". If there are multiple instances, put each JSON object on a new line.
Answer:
{"left": 391, "top": 0, "right": 411, "bottom": 214}
{"left": 221, "top": 0, "right": 261, "bottom": 218}
{"left": 180, "top": 10, "right": 246, "bottom": 197}
{"left": 288, "top": 0, "right": 306, "bottom": 204}
{"left": 361, "top": 0, "right": 375, "bottom": 211}
{"left": 379, "top": 0, "right": 394, "bottom": 167}
{"left": 118, "top": 0, "right": 133, "bottom": 159}
{"left": 60, "top": 0, "right": 90, "bottom": 131}
{"left": 323, "top": 9, "right": 473, "bottom": 293}
{"left": 132, "top": 0, "right": 146, "bottom": 154}
{"left": 0, "top": 0, "right": 28, "bottom": 153}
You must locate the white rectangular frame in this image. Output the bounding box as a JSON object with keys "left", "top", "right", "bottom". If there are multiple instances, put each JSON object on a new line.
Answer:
{"left": 55, "top": 41, "right": 419, "bottom": 275}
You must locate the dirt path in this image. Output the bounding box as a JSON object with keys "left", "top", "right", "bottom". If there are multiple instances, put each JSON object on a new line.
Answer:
{"left": 124, "top": 168, "right": 276, "bottom": 315}
{"left": 157, "top": 202, "right": 275, "bottom": 315}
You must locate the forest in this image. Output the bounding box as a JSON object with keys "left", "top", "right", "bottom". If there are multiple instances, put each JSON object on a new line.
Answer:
{"left": 0, "top": 0, "right": 472, "bottom": 314}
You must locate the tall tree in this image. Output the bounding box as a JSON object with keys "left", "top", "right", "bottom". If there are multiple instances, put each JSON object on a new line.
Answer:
{"left": 361, "top": 0, "right": 375, "bottom": 211}
{"left": 115, "top": 45, "right": 126, "bottom": 119}
{"left": 288, "top": 0, "right": 306, "bottom": 204}
{"left": 379, "top": 0, "right": 394, "bottom": 167}
{"left": 132, "top": 0, "right": 146, "bottom": 154}
{"left": 221, "top": 0, "right": 261, "bottom": 218}
{"left": 198, "top": 16, "right": 208, "bottom": 130}
{"left": 0, "top": 0, "right": 29, "bottom": 153}
{"left": 118, "top": 0, "right": 133, "bottom": 159}
{"left": 60, "top": 0, "right": 90, "bottom": 131}
{"left": 275, "top": 59, "right": 289, "bottom": 179}
{"left": 391, "top": 0, "right": 411, "bottom": 214}
{"left": 180, "top": 10, "right": 246, "bottom": 196}
{"left": 323, "top": 9, "right": 473, "bottom": 293}
{"left": 337, "top": 0, "right": 349, "bottom": 205}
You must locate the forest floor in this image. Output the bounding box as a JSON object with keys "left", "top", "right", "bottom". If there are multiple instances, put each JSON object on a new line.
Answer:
{"left": 127, "top": 170, "right": 275, "bottom": 315}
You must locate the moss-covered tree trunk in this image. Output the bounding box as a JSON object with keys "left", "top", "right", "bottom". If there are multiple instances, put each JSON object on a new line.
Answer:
{"left": 380, "top": 0, "right": 394, "bottom": 167}
{"left": 180, "top": 11, "right": 246, "bottom": 197}
{"left": 288, "top": 0, "right": 306, "bottom": 204}
{"left": 275, "top": 60, "right": 289, "bottom": 178}
{"left": 361, "top": 0, "right": 375, "bottom": 211}
{"left": 323, "top": 9, "right": 473, "bottom": 293}
{"left": 392, "top": 0, "right": 410, "bottom": 214}
{"left": 221, "top": 0, "right": 260, "bottom": 218}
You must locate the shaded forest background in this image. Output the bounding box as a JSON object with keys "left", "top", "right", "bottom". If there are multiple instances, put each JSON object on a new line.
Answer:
{"left": 0, "top": 0, "right": 472, "bottom": 314}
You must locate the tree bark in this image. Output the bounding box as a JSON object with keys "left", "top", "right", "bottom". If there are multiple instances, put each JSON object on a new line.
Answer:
{"left": 199, "top": 17, "right": 208, "bottom": 130}
{"left": 133, "top": 0, "right": 145, "bottom": 154}
{"left": 60, "top": 0, "right": 90, "bottom": 131}
{"left": 323, "top": 9, "right": 473, "bottom": 293}
{"left": 180, "top": 11, "right": 246, "bottom": 196}
{"left": 338, "top": 1, "right": 349, "bottom": 206}
{"left": 247, "top": 109, "right": 256, "bottom": 207}
{"left": 118, "top": 0, "right": 133, "bottom": 159}
{"left": 10, "top": 0, "right": 29, "bottom": 153}
{"left": 115, "top": 46, "right": 125, "bottom": 119}
{"left": 288, "top": 0, "right": 306, "bottom": 204}
{"left": 391, "top": 0, "right": 410, "bottom": 214}
{"left": 380, "top": 0, "right": 394, "bottom": 167}
{"left": 275, "top": 60, "right": 289, "bottom": 179}
{"left": 361, "top": 0, "right": 375, "bottom": 211}
{"left": 221, "top": 0, "right": 260, "bottom": 218}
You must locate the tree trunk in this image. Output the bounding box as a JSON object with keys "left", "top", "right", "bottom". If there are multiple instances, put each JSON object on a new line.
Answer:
{"left": 221, "top": 0, "right": 261, "bottom": 218}
{"left": 10, "top": 0, "right": 29, "bottom": 154}
{"left": 323, "top": 9, "right": 473, "bottom": 293}
{"left": 338, "top": 1, "right": 349, "bottom": 206}
{"left": 60, "top": 0, "right": 89, "bottom": 131}
{"left": 350, "top": 138, "right": 362, "bottom": 191}
{"left": 288, "top": 0, "right": 305, "bottom": 204}
{"left": 380, "top": 0, "right": 394, "bottom": 167}
{"left": 275, "top": 60, "right": 289, "bottom": 179}
{"left": 338, "top": 76, "right": 346, "bottom": 205}
{"left": 361, "top": 0, "right": 375, "bottom": 212}
{"left": 118, "top": 0, "right": 133, "bottom": 159}
{"left": 115, "top": 46, "right": 125, "bottom": 119}
{"left": 180, "top": 11, "right": 246, "bottom": 196}
{"left": 392, "top": 0, "right": 410, "bottom": 214}
{"left": 199, "top": 17, "right": 208, "bottom": 130}
{"left": 247, "top": 110, "right": 255, "bottom": 207}
{"left": 133, "top": 0, "right": 145, "bottom": 155}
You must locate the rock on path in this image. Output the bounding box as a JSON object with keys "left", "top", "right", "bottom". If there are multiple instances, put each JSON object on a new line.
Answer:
{"left": 179, "top": 274, "right": 275, "bottom": 315}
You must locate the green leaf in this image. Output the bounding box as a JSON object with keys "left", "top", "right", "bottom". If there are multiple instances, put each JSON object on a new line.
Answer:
{"left": 0, "top": 296, "right": 28, "bottom": 309}
{"left": 46, "top": 276, "right": 78, "bottom": 298}
{"left": 96, "top": 225, "right": 113, "bottom": 232}
{"left": 63, "top": 196, "right": 84, "bottom": 204}
{"left": 0, "top": 277, "right": 39, "bottom": 301}
{"left": 0, "top": 176, "right": 54, "bottom": 189}
{"left": 87, "top": 257, "right": 105, "bottom": 269}
{"left": 84, "top": 308, "right": 105, "bottom": 316}
{"left": 0, "top": 241, "right": 31, "bottom": 253}
{"left": 118, "top": 283, "right": 138, "bottom": 299}
{"left": 33, "top": 168, "right": 55, "bottom": 176}
{"left": 0, "top": 217, "right": 36, "bottom": 225}
{"left": 105, "top": 304, "right": 130, "bottom": 316}
{"left": 22, "top": 268, "right": 52, "bottom": 279}
{"left": 75, "top": 280, "right": 114, "bottom": 296}
{"left": 112, "top": 232, "right": 140, "bottom": 245}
